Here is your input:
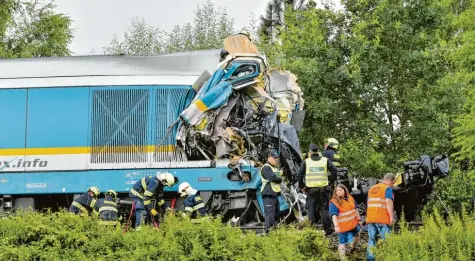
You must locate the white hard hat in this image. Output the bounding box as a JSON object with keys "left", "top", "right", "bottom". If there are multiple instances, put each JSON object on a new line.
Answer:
{"left": 88, "top": 186, "right": 100, "bottom": 197}
{"left": 178, "top": 182, "right": 192, "bottom": 197}
{"left": 157, "top": 172, "right": 176, "bottom": 187}
{"left": 326, "top": 138, "right": 339, "bottom": 149}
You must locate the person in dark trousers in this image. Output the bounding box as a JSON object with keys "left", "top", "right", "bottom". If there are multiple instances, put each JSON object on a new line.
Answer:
{"left": 298, "top": 144, "right": 338, "bottom": 236}
{"left": 69, "top": 186, "right": 100, "bottom": 216}
{"left": 260, "top": 149, "right": 283, "bottom": 233}
{"left": 322, "top": 138, "right": 341, "bottom": 167}
{"left": 95, "top": 189, "right": 119, "bottom": 225}
{"left": 129, "top": 172, "right": 176, "bottom": 230}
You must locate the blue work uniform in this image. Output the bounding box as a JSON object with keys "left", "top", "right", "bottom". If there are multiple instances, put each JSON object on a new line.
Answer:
{"left": 260, "top": 162, "right": 282, "bottom": 233}
{"left": 69, "top": 193, "right": 97, "bottom": 216}
{"left": 94, "top": 196, "right": 119, "bottom": 223}
{"left": 129, "top": 176, "right": 168, "bottom": 228}
{"left": 183, "top": 193, "right": 207, "bottom": 219}
{"left": 322, "top": 149, "right": 341, "bottom": 166}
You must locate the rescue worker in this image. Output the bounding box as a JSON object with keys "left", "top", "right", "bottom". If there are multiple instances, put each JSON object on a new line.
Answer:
{"left": 297, "top": 143, "right": 338, "bottom": 236}
{"left": 95, "top": 189, "right": 119, "bottom": 226}
{"left": 330, "top": 184, "right": 363, "bottom": 261}
{"left": 366, "top": 173, "right": 396, "bottom": 261}
{"left": 69, "top": 186, "right": 100, "bottom": 216}
{"left": 260, "top": 149, "right": 283, "bottom": 233}
{"left": 178, "top": 182, "right": 207, "bottom": 220}
{"left": 323, "top": 138, "right": 341, "bottom": 167}
{"left": 129, "top": 172, "right": 176, "bottom": 230}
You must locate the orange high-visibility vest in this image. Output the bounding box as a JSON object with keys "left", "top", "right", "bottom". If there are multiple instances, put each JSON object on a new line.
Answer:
{"left": 330, "top": 195, "right": 358, "bottom": 232}
{"left": 366, "top": 183, "right": 394, "bottom": 225}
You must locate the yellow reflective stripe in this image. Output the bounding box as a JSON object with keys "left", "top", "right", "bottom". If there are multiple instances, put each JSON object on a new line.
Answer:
{"left": 143, "top": 200, "right": 151, "bottom": 205}
{"left": 184, "top": 207, "right": 193, "bottom": 212}
{"left": 195, "top": 196, "right": 202, "bottom": 201}
{"left": 193, "top": 203, "right": 205, "bottom": 211}
{"left": 141, "top": 177, "right": 147, "bottom": 191}
{"left": 157, "top": 199, "right": 165, "bottom": 206}
{"left": 90, "top": 199, "right": 97, "bottom": 208}
{"left": 306, "top": 176, "right": 328, "bottom": 181}
{"left": 72, "top": 202, "right": 88, "bottom": 213}
{"left": 104, "top": 200, "right": 117, "bottom": 206}
{"left": 99, "top": 206, "right": 118, "bottom": 212}
{"left": 307, "top": 173, "right": 328, "bottom": 177}
{"left": 144, "top": 190, "right": 154, "bottom": 197}
{"left": 130, "top": 189, "right": 143, "bottom": 199}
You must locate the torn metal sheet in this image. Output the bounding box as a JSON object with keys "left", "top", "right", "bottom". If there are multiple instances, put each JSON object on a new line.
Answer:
{"left": 180, "top": 61, "right": 261, "bottom": 125}
{"left": 176, "top": 34, "right": 305, "bottom": 180}
{"left": 223, "top": 34, "right": 259, "bottom": 55}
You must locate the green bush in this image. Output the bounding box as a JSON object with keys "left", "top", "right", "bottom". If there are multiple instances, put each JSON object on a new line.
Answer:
{"left": 426, "top": 169, "right": 475, "bottom": 214}
{"left": 374, "top": 210, "right": 475, "bottom": 261}
{"left": 0, "top": 210, "right": 337, "bottom": 261}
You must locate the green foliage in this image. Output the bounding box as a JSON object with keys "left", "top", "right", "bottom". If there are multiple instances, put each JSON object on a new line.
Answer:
{"left": 426, "top": 169, "right": 475, "bottom": 213}
{"left": 339, "top": 139, "right": 392, "bottom": 178}
{"left": 103, "top": 0, "right": 235, "bottom": 55}
{"left": 451, "top": 1, "right": 475, "bottom": 162}
{"left": 374, "top": 210, "right": 475, "bottom": 261}
{"left": 260, "top": 0, "right": 466, "bottom": 177}
{"left": 0, "top": 0, "right": 73, "bottom": 58}
{"left": 0, "top": 210, "right": 336, "bottom": 261}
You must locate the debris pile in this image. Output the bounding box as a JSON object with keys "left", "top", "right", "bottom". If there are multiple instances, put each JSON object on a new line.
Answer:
{"left": 176, "top": 35, "right": 305, "bottom": 181}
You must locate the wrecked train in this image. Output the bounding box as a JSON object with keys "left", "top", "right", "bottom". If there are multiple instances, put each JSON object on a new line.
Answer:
{"left": 0, "top": 34, "right": 448, "bottom": 227}
{"left": 0, "top": 35, "right": 306, "bottom": 228}
{"left": 336, "top": 155, "right": 449, "bottom": 223}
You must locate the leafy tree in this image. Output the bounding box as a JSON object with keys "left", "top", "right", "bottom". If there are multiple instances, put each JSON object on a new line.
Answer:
{"left": 0, "top": 0, "right": 73, "bottom": 58}
{"left": 427, "top": 0, "right": 475, "bottom": 212}
{"left": 342, "top": 0, "right": 462, "bottom": 168}
{"left": 258, "top": 0, "right": 308, "bottom": 43}
{"left": 102, "top": 17, "right": 166, "bottom": 56}
{"left": 264, "top": 0, "right": 464, "bottom": 177}
{"left": 451, "top": 1, "right": 475, "bottom": 163}
{"left": 103, "top": 0, "right": 235, "bottom": 55}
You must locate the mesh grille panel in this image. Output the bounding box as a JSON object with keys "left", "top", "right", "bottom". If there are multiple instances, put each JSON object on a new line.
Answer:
{"left": 90, "top": 89, "right": 150, "bottom": 163}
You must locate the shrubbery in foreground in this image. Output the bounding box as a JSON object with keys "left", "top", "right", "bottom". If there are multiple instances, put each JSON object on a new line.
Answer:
{"left": 0, "top": 210, "right": 336, "bottom": 261}
{"left": 374, "top": 210, "right": 475, "bottom": 261}
{"left": 3, "top": 209, "right": 473, "bottom": 260}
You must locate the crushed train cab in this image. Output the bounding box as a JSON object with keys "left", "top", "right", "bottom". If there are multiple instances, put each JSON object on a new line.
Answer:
{"left": 0, "top": 36, "right": 306, "bottom": 228}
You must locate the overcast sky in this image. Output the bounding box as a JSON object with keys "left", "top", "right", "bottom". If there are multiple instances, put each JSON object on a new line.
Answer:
{"left": 54, "top": 0, "right": 341, "bottom": 56}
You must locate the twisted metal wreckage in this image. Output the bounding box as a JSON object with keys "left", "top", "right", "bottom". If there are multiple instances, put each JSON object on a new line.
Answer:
{"left": 0, "top": 34, "right": 450, "bottom": 230}
{"left": 156, "top": 35, "right": 451, "bottom": 228}
{"left": 161, "top": 35, "right": 307, "bottom": 227}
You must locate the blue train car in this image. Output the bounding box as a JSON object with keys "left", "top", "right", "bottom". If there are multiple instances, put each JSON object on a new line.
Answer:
{"left": 0, "top": 51, "right": 293, "bottom": 225}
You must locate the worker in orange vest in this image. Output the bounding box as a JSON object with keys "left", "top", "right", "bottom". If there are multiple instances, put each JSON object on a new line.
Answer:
{"left": 365, "top": 173, "right": 396, "bottom": 261}
{"left": 330, "top": 184, "right": 363, "bottom": 261}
